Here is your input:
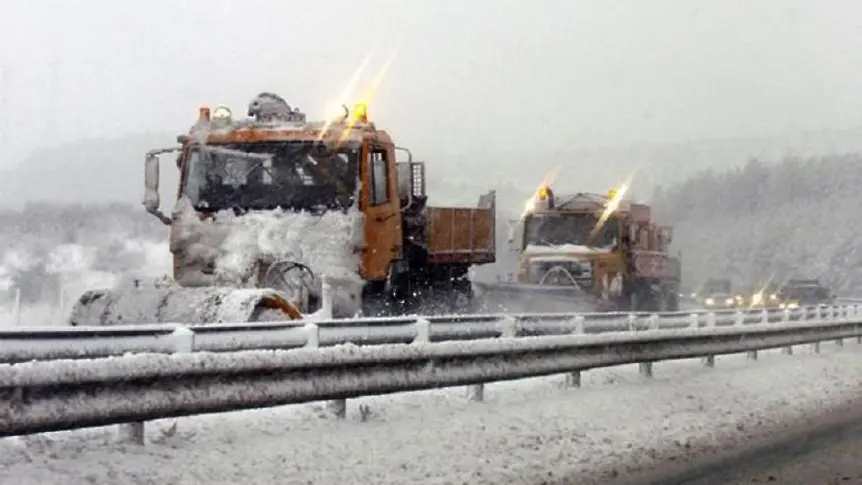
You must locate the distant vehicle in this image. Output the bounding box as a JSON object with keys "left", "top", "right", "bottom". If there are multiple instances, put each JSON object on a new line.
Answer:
{"left": 777, "top": 279, "right": 836, "bottom": 309}
{"left": 745, "top": 281, "right": 782, "bottom": 308}
{"left": 697, "top": 278, "right": 739, "bottom": 308}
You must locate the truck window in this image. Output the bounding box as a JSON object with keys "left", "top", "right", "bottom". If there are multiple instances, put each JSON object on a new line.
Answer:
{"left": 370, "top": 150, "right": 389, "bottom": 206}
{"left": 182, "top": 149, "right": 203, "bottom": 200}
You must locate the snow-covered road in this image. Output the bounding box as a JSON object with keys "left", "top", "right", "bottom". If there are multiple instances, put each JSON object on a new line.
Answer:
{"left": 3, "top": 343, "right": 862, "bottom": 485}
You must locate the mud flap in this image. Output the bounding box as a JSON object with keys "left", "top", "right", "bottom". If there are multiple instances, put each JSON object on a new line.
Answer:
{"left": 69, "top": 286, "right": 303, "bottom": 326}
{"left": 472, "top": 281, "right": 604, "bottom": 314}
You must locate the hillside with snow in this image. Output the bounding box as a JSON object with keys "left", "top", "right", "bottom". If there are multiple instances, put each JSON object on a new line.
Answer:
{"left": 651, "top": 153, "right": 862, "bottom": 294}
{"left": 0, "top": 203, "right": 170, "bottom": 321}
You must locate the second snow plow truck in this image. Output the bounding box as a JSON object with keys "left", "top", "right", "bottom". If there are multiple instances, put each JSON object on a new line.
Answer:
{"left": 475, "top": 184, "right": 680, "bottom": 313}
{"left": 70, "top": 93, "right": 495, "bottom": 325}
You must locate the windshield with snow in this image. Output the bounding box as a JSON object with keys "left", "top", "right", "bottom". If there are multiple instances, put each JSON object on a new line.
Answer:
{"left": 524, "top": 213, "right": 618, "bottom": 248}
{"left": 182, "top": 142, "right": 359, "bottom": 212}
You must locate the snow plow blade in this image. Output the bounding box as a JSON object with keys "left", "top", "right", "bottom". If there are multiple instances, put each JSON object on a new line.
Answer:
{"left": 472, "top": 281, "right": 607, "bottom": 314}
{"left": 69, "top": 286, "right": 303, "bottom": 327}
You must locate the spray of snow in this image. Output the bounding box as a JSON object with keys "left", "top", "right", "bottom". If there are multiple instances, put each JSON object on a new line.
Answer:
{"left": 523, "top": 244, "right": 612, "bottom": 255}
{"left": 170, "top": 196, "right": 365, "bottom": 316}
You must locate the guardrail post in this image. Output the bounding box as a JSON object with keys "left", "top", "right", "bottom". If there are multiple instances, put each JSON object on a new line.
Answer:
{"left": 305, "top": 323, "right": 346, "bottom": 418}
{"left": 648, "top": 314, "right": 660, "bottom": 330}
{"left": 799, "top": 307, "right": 807, "bottom": 322}
{"left": 639, "top": 361, "right": 653, "bottom": 378}
{"left": 319, "top": 276, "right": 334, "bottom": 319}
{"left": 304, "top": 323, "right": 320, "bottom": 349}
{"left": 699, "top": 313, "right": 716, "bottom": 367}
{"left": 562, "top": 315, "right": 584, "bottom": 387}
{"left": 573, "top": 315, "right": 585, "bottom": 334}
{"left": 413, "top": 318, "right": 431, "bottom": 344}
{"left": 497, "top": 316, "right": 518, "bottom": 338}
{"left": 855, "top": 307, "right": 862, "bottom": 344}
{"left": 117, "top": 325, "right": 195, "bottom": 446}
{"left": 468, "top": 317, "right": 517, "bottom": 402}
{"left": 627, "top": 313, "right": 638, "bottom": 331}
{"left": 814, "top": 305, "right": 822, "bottom": 321}
{"left": 781, "top": 308, "right": 793, "bottom": 355}
{"left": 466, "top": 382, "right": 485, "bottom": 402}
{"left": 826, "top": 307, "right": 844, "bottom": 346}
{"left": 734, "top": 310, "right": 744, "bottom": 326}
{"left": 812, "top": 340, "right": 821, "bottom": 354}
{"left": 760, "top": 309, "right": 769, "bottom": 325}
{"left": 688, "top": 313, "right": 699, "bottom": 329}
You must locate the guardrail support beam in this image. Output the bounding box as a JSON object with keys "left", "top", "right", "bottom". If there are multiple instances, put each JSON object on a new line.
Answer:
{"left": 327, "top": 399, "right": 347, "bottom": 419}
{"left": 747, "top": 350, "right": 758, "bottom": 360}
{"left": 564, "top": 371, "right": 581, "bottom": 387}
{"left": 117, "top": 421, "right": 145, "bottom": 445}
{"left": 467, "top": 384, "right": 484, "bottom": 402}
{"left": 639, "top": 362, "right": 652, "bottom": 377}
{"left": 702, "top": 355, "right": 715, "bottom": 367}
{"left": 304, "top": 323, "right": 347, "bottom": 417}
{"left": 812, "top": 341, "right": 821, "bottom": 353}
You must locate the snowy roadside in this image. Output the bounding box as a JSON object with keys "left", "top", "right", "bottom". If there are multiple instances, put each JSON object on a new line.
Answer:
{"left": 3, "top": 343, "right": 862, "bottom": 485}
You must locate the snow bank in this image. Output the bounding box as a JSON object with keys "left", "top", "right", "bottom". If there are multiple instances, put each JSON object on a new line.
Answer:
{"left": 2, "top": 344, "right": 862, "bottom": 484}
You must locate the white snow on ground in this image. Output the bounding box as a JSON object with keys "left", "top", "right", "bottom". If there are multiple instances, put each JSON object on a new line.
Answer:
{"left": 2, "top": 343, "right": 862, "bottom": 484}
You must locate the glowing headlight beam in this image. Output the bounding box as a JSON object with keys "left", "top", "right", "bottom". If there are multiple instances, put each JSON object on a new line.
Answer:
{"left": 520, "top": 168, "right": 559, "bottom": 219}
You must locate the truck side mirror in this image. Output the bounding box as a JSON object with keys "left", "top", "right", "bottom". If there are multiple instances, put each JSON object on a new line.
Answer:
{"left": 143, "top": 151, "right": 172, "bottom": 225}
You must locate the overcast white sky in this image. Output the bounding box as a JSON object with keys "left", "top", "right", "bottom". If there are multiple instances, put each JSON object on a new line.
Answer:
{"left": 2, "top": 0, "right": 862, "bottom": 169}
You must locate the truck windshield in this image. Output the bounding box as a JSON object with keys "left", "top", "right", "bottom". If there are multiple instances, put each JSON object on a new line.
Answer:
{"left": 182, "top": 141, "right": 359, "bottom": 212}
{"left": 782, "top": 285, "right": 829, "bottom": 302}
{"left": 524, "top": 213, "right": 618, "bottom": 248}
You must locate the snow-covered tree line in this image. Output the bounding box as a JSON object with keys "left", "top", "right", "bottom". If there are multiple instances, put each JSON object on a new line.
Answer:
{"left": 651, "top": 153, "right": 862, "bottom": 294}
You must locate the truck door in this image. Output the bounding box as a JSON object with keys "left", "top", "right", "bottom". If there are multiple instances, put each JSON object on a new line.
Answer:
{"left": 360, "top": 144, "right": 402, "bottom": 281}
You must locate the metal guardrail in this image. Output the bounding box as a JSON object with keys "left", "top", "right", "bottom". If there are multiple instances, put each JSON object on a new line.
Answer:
{"left": 1, "top": 305, "right": 855, "bottom": 364}
{"left": 2, "top": 316, "right": 861, "bottom": 440}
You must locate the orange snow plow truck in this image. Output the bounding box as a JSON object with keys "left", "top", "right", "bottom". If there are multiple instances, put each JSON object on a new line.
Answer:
{"left": 69, "top": 93, "right": 495, "bottom": 325}
{"left": 475, "top": 185, "right": 680, "bottom": 313}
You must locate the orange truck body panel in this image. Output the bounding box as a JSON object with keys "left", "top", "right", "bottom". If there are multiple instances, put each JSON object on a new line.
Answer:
{"left": 426, "top": 206, "right": 495, "bottom": 264}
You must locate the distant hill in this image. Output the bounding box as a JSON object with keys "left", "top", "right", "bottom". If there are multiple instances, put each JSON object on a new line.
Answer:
{"left": 0, "top": 132, "right": 177, "bottom": 208}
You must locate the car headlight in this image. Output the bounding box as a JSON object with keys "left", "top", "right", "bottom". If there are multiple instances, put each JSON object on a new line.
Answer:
{"left": 725, "top": 297, "right": 735, "bottom": 306}
{"left": 787, "top": 302, "right": 799, "bottom": 309}
{"left": 769, "top": 293, "right": 778, "bottom": 301}
{"left": 705, "top": 297, "right": 715, "bottom": 306}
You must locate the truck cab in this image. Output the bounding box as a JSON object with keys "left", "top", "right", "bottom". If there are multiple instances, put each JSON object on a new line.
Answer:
{"left": 142, "top": 93, "right": 495, "bottom": 317}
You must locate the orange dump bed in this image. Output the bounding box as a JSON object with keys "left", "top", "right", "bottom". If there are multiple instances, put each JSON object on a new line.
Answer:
{"left": 425, "top": 191, "right": 496, "bottom": 265}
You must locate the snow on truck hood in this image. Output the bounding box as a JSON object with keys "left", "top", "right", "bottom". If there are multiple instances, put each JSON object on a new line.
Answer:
{"left": 171, "top": 196, "right": 365, "bottom": 288}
